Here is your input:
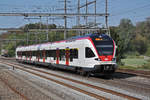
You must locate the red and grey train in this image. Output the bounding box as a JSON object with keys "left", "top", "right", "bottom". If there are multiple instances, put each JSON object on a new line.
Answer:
{"left": 16, "top": 33, "right": 117, "bottom": 75}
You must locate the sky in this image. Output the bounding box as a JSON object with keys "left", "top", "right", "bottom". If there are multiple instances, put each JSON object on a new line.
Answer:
{"left": 0, "top": 0, "right": 150, "bottom": 28}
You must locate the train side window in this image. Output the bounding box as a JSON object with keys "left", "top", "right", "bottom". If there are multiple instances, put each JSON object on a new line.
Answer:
{"left": 33, "top": 51, "right": 36, "bottom": 56}
{"left": 46, "top": 50, "right": 49, "bottom": 57}
{"left": 25, "top": 51, "right": 28, "bottom": 57}
{"left": 70, "top": 49, "right": 73, "bottom": 62}
{"left": 40, "top": 51, "right": 42, "bottom": 59}
{"left": 59, "top": 49, "right": 62, "bottom": 61}
{"left": 47, "top": 50, "right": 51, "bottom": 57}
{"left": 37, "top": 51, "right": 40, "bottom": 58}
{"left": 22, "top": 52, "right": 24, "bottom": 56}
{"left": 42, "top": 50, "right": 45, "bottom": 58}
{"left": 32, "top": 51, "right": 34, "bottom": 56}
{"left": 85, "top": 47, "right": 95, "bottom": 58}
{"left": 54, "top": 50, "right": 56, "bottom": 60}
{"left": 23, "top": 51, "right": 25, "bottom": 56}
{"left": 29, "top": 51, "right": 31, "bottom": 57}
{"left": 61, "top": 49, "right": 65, "bottom": 61}
{"left": 74, "top": 49, "right": 78, "bottom": 59}
{"left": 51, "top": 50, "right": 56, "bottom": 60}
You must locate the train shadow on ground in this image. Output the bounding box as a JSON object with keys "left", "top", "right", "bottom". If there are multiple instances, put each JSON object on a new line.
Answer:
{"left": 93, "top": 72, "right": 137, "bottom": 80}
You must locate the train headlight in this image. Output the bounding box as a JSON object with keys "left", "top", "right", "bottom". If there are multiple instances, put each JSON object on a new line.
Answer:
{"left": 95, "top": 58, "right": 101, "bottom": 61}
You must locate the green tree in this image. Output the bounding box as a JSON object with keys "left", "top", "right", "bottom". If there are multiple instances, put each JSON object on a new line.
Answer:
{"left": 136, "top": 17, "right": 150, "bottom": 42}
{"left": 118, "top": 19, "right": 135, "bottom": 52}
{"left": 131, "top": 34, "right": 148, "bottom": 54}
{"left": 110, "top": 26, "right": 125, "bottom": 64}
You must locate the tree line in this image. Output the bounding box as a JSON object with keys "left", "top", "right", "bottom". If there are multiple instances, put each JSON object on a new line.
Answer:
{"left": 110, "top": 18, "right": 150, "bottom": 63}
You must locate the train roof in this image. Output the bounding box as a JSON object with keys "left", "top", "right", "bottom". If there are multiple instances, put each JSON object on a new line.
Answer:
{"left": 67, "top": 33, "right": 112, "bottom": 40}
{"left": 16, "top": 33, "right": 112, "bottom": 49}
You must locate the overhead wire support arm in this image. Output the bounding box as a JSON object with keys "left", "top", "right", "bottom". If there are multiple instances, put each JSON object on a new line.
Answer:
{"left": 0, "top": 28, "right": 102, "bottom": 31}
{"left": 0, "top": 13, "right": 109, "bottom": 17}
{"left": 79, "top": 0, "right": 96, "bottom": 9}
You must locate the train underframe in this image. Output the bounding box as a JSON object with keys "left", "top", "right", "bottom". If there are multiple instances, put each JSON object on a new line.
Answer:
{"left": 17, "top": 59, "right": 117, "bottom": 76}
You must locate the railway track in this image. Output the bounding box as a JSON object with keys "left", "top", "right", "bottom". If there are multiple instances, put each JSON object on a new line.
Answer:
{"left": 0, "top": 75, "right": 29, "bottom": 100}
{"left": 2, "top": 57, "right": 150, "bottom": 79}
{"left": 1, "top": 57, "right": 150, "bottom": 78}
{"left": 3, "top": 59, "right": 150, "bottom": 92}
{"left": 0, "top": 60, "right": 141, "bottom": 100}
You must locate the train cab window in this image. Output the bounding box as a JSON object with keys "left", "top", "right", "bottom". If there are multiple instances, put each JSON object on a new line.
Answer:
{"left": 17, "top": 52, "right": 19, "bottom": 56}
{"left": 85, "top": 47, "right": 95, "bottom": 58}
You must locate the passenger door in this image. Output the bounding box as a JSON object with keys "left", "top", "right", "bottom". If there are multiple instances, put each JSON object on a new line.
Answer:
{"left": 84, "top": 47, "right": 96, "bottom": 67}
{"left": 56, "top": 48, "right": 59, "bottom": 64}
{"left": 65, "top": 47, "right": 69, "bottom": 66}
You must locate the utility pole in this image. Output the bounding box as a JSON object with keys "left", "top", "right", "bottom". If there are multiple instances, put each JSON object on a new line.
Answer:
{"left": 77, "top": 0, "right": 80, "bottom": 36}
{"left": 58, "top": 0, "right": 70, "bottom": 39}
{"left": 15, "top": 32, "right": 17, "bottom": 48}
{"left": 86, "top": 0, "right": 88, "bottom": 25}
{"left": 105, "top": 0, "right": 110, "bottom": 36}
{"left": 95, "top": 0, "right": 97, "bottom": 27}
{"left": 77, "top": 0, "right": 80, "bottom": 26}
{"left": 46, "top": 17, "right": 49, "bottom": 41}
{"left": 64, "top": 0, "right": 67, "bottom": 39}
{"left": 26, "top": 25, "right": 29, "bottom": 45}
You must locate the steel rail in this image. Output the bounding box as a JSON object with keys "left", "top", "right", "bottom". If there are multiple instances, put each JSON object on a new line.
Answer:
{"left": 0, "top": 77, "right": 29, "bottom": 100}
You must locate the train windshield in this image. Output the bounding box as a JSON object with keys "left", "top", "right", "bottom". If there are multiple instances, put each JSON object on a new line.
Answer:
{"left": 94, "top": 41, "right": 114, "bottom": 56}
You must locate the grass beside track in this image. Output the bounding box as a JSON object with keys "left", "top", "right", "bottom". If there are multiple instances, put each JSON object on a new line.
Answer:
{"left": 121, "top": 56, "right": 150, "bottom": 70}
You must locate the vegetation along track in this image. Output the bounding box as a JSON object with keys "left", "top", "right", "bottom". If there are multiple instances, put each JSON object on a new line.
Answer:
{"left": 0, "top": 75, "right": 29, "bottom": 100}
{"left": 0, "top": 60, "right": 141, "bottom": 100}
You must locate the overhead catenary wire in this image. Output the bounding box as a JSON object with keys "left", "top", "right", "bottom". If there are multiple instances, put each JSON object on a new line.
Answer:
{"left": 110, "top": 3, "right": 150, "bottom": 17}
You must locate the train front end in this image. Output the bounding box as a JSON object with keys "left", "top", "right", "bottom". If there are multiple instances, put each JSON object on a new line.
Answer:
{"left": 91, "top": 34, "right": 117, "bottom": 74}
